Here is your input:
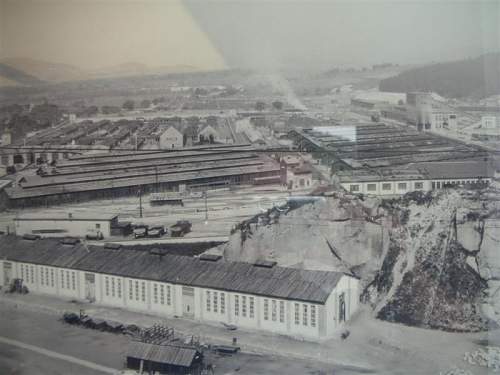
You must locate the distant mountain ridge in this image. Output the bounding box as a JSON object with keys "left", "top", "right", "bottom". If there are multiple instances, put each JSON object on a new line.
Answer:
{"left": 0, "top": 57, "right": 203, "bottom": 86}
{"left": 379, "top": 53, "right": 500, "bottom": 99}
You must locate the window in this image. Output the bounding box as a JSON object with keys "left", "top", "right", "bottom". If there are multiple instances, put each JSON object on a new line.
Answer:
{"left": 311, "top": 305, "right": 316, "bottom": 327}
{"left": 414, "top": 182, "right": 423, "bottom": 189}
{"left": 40, "top": 268, "right": 44, "bottom": 286}
{"left": 95, "top": 223, "right": 101, "bottom": 229}
{"left": 398, "top": 182, "right": 407, "bottom": 190}
{"left": 105, "top": 277, "right": 109, "bottom": 296}
{"left": 153, "top": 284, "right": 158, "bottom": 304}
{"left": 67, "top": 272, "right": 70, "bottom": 290}
{"left": 432, "top": 181, "right": 436, "bottom": 189}
{"left": 30, "top": 266, "right": 34, "bottom": 284}
{"left": 206, "top": 291, "right": 211, "bottom": 312}
{"left": 242, "top": 296, "right": 247, "bottom": 317}
{"left": 263, "top": 299, "right": 269, "bottom": 321}
{"left": 349, "top": 184, "right": 359, "bottom": 192}
{"left": 135, "top": 281, "right": 139, "bottom": 301}
{"left": 294, "top": 303, "right": 300, "bottom": 325}
{"left": 367, "top": 183, "right": 377, "bottom": 192}
{"left": 166, "top": 285, "right": 171, "bottom": 306}
{"left": 303, "top": 304, "right": 308, "bottom": 326}
{"left": 160, "top": 284, "right": 165, "bottom": 305}
{"left": 129, "top": 280, "right": 133, "bottom": 300}
{"left": 141, "top": 282, "right": 146, "bottom": 302}
{"left": 71, "top": 272, "right": 75, "bottom": 290}
{"left": 20, "top": 264, "right": 24, "bottom": 280}
{"left": 50, "top": 269, "right": 54, "bottom": 287}
{"left": 235, "top": 295, "right": 239, "bottom": 316}
{"left": 213, "top": 292, "right": 218, "bottom": 313}
{"left": 220, "top": 292, "right": 225, "bottom": 314}
{"left": 382, "top": 183, "right": 391, "bottom": 190}
{"left": 111, "top": 278, "right": 115, "bottom": 297}
{"left": 279, "top": 301, "right": 285, "bottom": 323}
{"left": 271, "top": 300, "right": 277, "bottom": 321}
{"left": 249, "top": 297, "right": 254, "bottom": 318}
{"left": 117, "top": 279, "right": 122, "bottom": 299}
{"left": 60, "top": 270, "right": 65, "bottom": 289}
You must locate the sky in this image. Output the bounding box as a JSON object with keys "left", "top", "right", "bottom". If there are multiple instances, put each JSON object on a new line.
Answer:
{"left": 0, "top": 0, "right": 499, "bottom": 72}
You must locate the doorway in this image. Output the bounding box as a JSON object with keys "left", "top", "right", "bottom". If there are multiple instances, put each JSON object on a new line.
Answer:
{"left": 182, "top": 286, "right": 195, "bottom": 318}
{"left": 85, "top": 273, "right": 95, "bottom": 301}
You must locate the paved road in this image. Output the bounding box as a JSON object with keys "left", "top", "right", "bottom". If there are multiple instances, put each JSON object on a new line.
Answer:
{"left": 0, "top": 337, "right": 118, "bottom": 374}
{"left": 0, "top": 301, "right": 346, "bottom": 375}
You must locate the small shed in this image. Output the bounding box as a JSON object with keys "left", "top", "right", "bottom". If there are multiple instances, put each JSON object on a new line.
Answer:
{"left": 126, "top": 341, "right": 204, "bottom": 375}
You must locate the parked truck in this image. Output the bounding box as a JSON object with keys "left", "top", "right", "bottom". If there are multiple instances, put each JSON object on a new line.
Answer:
{"left": 169, "top": 220, "right": 192, "bottom": 237}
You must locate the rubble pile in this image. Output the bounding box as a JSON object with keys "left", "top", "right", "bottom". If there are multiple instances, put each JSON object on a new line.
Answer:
{"left": 463, "top": 346, "right": 500, "bottom": 372}
{"left": 223, "top": 186, "right": 500, "bottom": 331}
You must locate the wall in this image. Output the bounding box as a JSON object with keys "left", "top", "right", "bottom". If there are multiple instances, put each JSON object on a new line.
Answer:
{"left": 0, "top": 259, "right": 358, "bottom": 341}
{"left": 325, "top": 275, "right": 360, "bottom": 337}
{"left": 14, "top": 219, "right": 112, "bottom": 238}
{"left": 341, "top": 177, "right": 491, "bottom": 196}
{"left": 159, "top": 127, "right": 183, "bottom": 149}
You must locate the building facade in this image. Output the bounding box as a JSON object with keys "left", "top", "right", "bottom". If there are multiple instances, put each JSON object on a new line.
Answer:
{"left": 0, "top": 237, "right": 360, "bottom": 340}
{"left": 339, "top": 161, "right": 493, "bottom": 196}
{"left": 14, "top": 212, "right": 118, "bottom": 238}
{"left": 159, "top": 126, "right": 184, "bottom": 149}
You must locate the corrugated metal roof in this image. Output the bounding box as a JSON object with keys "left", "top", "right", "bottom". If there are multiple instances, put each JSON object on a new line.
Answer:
{"left": 126, "top": 341, "right": 198, "bottom": 367}
{"left": 0, "top": 236, "right": 346, "bottom": 304}
{"left": 414, "top": 161, "right": 494, "bottom": 180}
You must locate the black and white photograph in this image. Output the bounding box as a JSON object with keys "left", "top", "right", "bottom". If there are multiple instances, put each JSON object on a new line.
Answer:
{"left": 0, "top": 0, "right": 499, "bottom": 374}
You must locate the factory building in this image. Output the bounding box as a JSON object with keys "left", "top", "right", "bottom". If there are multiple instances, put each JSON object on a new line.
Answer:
{"left": 338, "top": 160, "right": 493, "bottom": 196}
{"left": 0, "top": 236, "right": 360, "bottom": 341}
{"left": 4, "top": 145, "right": 282, "bottom": 208}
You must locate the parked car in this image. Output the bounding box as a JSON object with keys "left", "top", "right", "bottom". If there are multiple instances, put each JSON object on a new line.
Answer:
{"left": 170, "top": 220, "right": 192, "bottom": 237}
{"left": 148, "top": 225, "right": 166, "bottom": 238}
{"left": 133, "top": 225, "right": 148, "bottom": 239}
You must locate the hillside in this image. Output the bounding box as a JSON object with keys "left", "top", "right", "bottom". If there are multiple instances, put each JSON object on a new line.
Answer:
{"left": 0, "top": 61, "right": 43, "bottom": 86}
{"left": 0, "top": 57, "right": 89, "bottom": 83}
{"left": 0, "top": 57, "right": 204, "bottom": 86}
{"left": 379, "top": 53, "right": 500, "bottom": 99}
{"left": 222, "top": 187, "right": 500, "bottom": 332}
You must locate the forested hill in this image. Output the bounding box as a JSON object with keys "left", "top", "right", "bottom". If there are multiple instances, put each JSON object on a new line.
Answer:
{"left": 379, "top": 53, "right": 500, "bottom": 99}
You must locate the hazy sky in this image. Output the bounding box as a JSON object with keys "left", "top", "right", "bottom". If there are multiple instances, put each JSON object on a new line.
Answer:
{"left": 1, "top": 0, "right": 499, "bottom": 71}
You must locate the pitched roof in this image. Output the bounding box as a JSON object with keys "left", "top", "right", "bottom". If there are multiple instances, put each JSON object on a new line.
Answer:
{"left": 0, "top": 236, "right": 347, "bottom": 304}
{"left": 414, "top": 160, "right": 494, "bottom": 180}
{"left": 126, "top": 341, "right": 199, "bottom": 367}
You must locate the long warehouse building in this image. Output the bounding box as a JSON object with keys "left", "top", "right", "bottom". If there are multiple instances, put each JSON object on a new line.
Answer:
{"left": 4, "top": 145, "right": 282, "bottom": 208}
{"left": 0, "top": 235, "right": 359, "bottom": 340}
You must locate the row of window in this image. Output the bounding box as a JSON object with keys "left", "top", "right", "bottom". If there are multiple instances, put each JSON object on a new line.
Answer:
{"left": 153, "top": 283, "right": 172, "bottom": 306}
{"left": 263, "top": 299, "right": 285, "bottom": 323}
{"left": 349, "top": 181, "right": 423, "bottom": 193}
{"left": 128, "top": 280, "right": 146, "bottom": 302}
{"left": 40, "top": 267, "right": 55, "bottom": 288}
{"left": 104, "top": 276, "right": 122, "bottom": 299}
{"left": 20, "top": 264, "right": 35, "bottom": 284}
{"left": 294, "top": 303, "right": 317, "bottom": 328}
{"left": 206, "top": 291, "right": 226, "bottom": 314}
{"left": 234, "top": 295, "right": 254, "bottom": 318}
{"left": 431, "top": 179, "right": 483, "bottom": 189}
{"left": 61, "top": 270, "right": 76, "bottom": 291}
{"left": 21, "top": 264, "right": 75, "bottom": 291}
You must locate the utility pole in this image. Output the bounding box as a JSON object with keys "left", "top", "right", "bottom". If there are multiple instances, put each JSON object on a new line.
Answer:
{"left": 138, "top": 188, "right": 143, "bottom": 218}
{"left": 203, "top": 189, "right": 208, "bottom": 224}
{"left": 155, "top": 166, "right": 159, "bottom": 193}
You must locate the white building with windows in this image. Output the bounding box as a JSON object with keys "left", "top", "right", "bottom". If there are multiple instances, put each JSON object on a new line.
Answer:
{"left": 159, "top": 126, "right": 184, "bottom": 149}
{"left": 14, "top": 212, "right": 118, "bottom": 239}
{"left": 339, "top": 161, "right": 493, "bottom": 196}
{"left": 0, "top": 237, "right": 360, "bottom": 341}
